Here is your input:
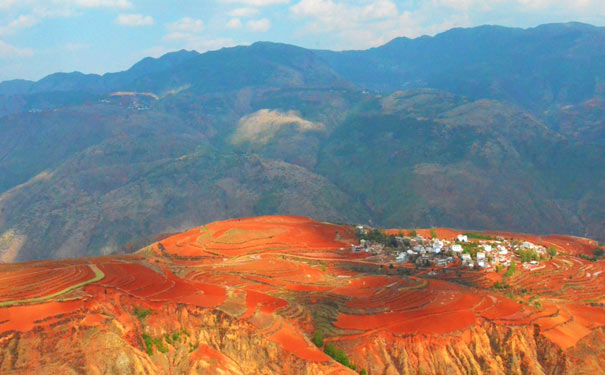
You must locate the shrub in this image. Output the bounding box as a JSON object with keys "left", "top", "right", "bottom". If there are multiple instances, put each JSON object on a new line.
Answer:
{"left": 133, "top": 307, "right": 152, "bottom": 320}
{"left": 464, "top": 233, "right": 494, "bottom": 240}
{"left": 142, "top": 333, "right": 154, "bottom": 355}
{"left": 324, "top": 342, "right": 357, "bottom": 370}
{"left": 360, "top": 370, "right": 368, "bottom": 375}
{"left": 324, "top": 343, "right": 336, "bottom": 357}
{"left": 357, "top": 229, "right": 388, "bottom": 244}
{"left": 430, "top": 228, "right": 437, "bottom": 239}
{"left": 594, "top": 248, "right": 604, "bottom": 257}
{"left": 547, "top": 246, "right": 557, "bottom": 257}
{"left": 312, "top": 330, "right": 324, "bottom": 348}
{"left": 408, "top": 230, "right": 417, "bottom": 237}
{"left": 142, "top": 333, "right": 168, "bottom": 355}
{"left": 504, "top": 261, "right": 516, "bottom": 277}
{"left": 580, "top": 254, "right": 597, "bottom": 262}
{"left": 492, "top": 281, "right": 510, "bottom": 290}
{"left": 518, "top": 249, "right": 539, "bottom": 263}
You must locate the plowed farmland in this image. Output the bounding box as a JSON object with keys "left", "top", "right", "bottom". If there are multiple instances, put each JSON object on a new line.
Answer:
{"left": 1, "top": 216, "right": 604, "bottom": 375}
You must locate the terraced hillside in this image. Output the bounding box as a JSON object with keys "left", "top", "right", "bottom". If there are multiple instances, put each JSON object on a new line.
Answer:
{"left": 0, "top": 216, "right": 604, "bottom": 374}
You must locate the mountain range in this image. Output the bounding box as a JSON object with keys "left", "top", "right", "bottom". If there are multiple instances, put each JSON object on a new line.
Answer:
{"left": 0, "top": 22, "right": 603, "bottom": 262}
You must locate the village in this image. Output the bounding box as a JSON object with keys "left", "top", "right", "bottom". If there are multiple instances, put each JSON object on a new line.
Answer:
{"left": 351, "top": 226, "right": 556, "bottom": 272}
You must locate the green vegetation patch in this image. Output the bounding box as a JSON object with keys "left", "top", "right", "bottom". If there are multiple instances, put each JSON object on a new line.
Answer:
{"left": 133, "top": 307, "right": 152, "bottom": 320}
{"left": 312, "top": 330, "right": 324, "bottom": 347}
{"left": 142, "top": 333, "right": 168, "bottom": 355}
{"left": 504, "top": 261, "right": 516, "bottom": 277}
{"left": 463, "top": 233, "right": 495, "bottom": 241}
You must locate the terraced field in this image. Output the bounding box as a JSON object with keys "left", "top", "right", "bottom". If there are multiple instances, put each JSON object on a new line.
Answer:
{"left": 0, "top": 216, "right": 604, "bottom": 375}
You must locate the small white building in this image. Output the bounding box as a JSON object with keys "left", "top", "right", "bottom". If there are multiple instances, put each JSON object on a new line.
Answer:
{"left": 457, "top": 234, "right": 469, "bottom": 243}
{"left": 396, "top": 252, "right": 407, "bottom": 262}
{"left": 432, "top": 240, "right": 444, "bottom": 253}
{"left": 482, "top": 244, "right": 492, "bottom": 253}
{"left": 461, "top": 253, "right": 472, "bottom": 263}
{"left": 497, "top": 245, "right": 508, "bottom": 255}
{"left": 435, "top": 258, "right": 448, "bottom": 267}
{"left": 451, "top": 244, "right": 463, "bottom": 253}
{"left": 477, "top": 252, "right": 486, "bottom": 261}
{"left": 522, "top": 241, "right": 535, "bottom": 249}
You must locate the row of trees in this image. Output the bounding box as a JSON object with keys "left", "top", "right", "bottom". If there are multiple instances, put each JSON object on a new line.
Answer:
{"left": 313, "top": 331, "right": 368, "bottom": 374}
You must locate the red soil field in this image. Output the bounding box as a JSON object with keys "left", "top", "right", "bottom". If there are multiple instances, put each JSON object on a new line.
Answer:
{"left": 1, "top": 215, "right": 604, "bottom": 373}
{"left": 240, "top": 290, "right": 288, "bottom": 319}
{"left": 0, "top": 300, "right": 86, "bottom": 333}
{"left": 0, "top": 262, "right": 95, "bottom": 302}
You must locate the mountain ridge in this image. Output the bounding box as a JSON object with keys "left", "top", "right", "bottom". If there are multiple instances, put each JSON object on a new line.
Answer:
{"left": 0, "top": 22, "right": 603, "bottom": 262}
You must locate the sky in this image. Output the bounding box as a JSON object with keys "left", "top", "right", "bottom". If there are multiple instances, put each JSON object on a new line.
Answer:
{"left": 0, "top": 0, "right": 603, "bottom": 81}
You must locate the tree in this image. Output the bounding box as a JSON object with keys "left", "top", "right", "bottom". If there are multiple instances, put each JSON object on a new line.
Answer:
{"left": 408, "top": 230, "right": 417, "bottom": 237}
{"left": 504, "top": 261, "right": 516, "bottom": 277}
{"left": 594, "top": 248, "right": 604, "bottom": 257}
{"left": 312, "top": 330, "right": 324, "bottom": 348}
{"left": 430, "top": 228, "right": 437, "bottom": 239}
{"left": 324, "top": 343, "right": 336, "bottom": 357}
{"left": 547, "top": 246, "right": 557, "bottom": 257}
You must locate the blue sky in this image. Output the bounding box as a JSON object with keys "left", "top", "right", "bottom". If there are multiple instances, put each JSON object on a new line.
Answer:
{"left": 0, "top": 0, "right": 603, "bottom": 81}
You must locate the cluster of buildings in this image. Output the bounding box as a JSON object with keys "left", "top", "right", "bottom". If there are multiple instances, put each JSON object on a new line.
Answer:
{"left": 353, "top": 227, "right": 549, "bottom": 271}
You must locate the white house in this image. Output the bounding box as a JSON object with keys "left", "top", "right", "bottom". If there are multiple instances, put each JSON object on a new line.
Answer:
{"left": 396, "top": 252, "right": 407, "bottom": 262}
{"left": 457, "top": 234, "right": 468, "bottom": 243}
{"left": 477, "top": 252, "right": 486, "bottom": 261}
{"left": 451, "top": 244, "right": 463, "bottom": 253}
{"left": 432, "top": 240, "right": 444, "bottom": 253}
{"left": 522, "top": 241, "right": 535, "bottom": 249}
{"left": 498, "top": 245, "right": 508, "bottom": 255}
{"left": 461, "top": 253, "right": 472, "bottom": 263}
{"left": 482, "top": 244, "right": 492, "bottom": 253}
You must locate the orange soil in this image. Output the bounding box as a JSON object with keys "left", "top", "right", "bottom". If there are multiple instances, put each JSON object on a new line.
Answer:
{"left": 0, "top": 300, "right": 85, "bottom": 332}
{"left": 159, "top": 216, "right": 354, "bottom": 258}
{"left": 268, "top": 321, "right": 331, "bottom": 362}
{"left": 240, "top": 290, "right": 288, "bottom": 319}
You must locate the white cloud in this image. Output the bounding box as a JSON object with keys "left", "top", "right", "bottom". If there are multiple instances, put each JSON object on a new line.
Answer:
{"left": 228, "top": 7, "right": 260, "bottom": 17}
{"left": 168, "top": 17, "right": 205, "bottom": 34}
{"left": 160, "top": 16, "right": 234, "bottom": 52}
{"left": 163, "top": 34, "right": 236, "bottom": 52}
{"left": 291, "top": 0, "right": 398, "bottom": 22}
{"left": 0, "top": 0, "right": 132, "bottom": 10}
{"left": 0, "top": 40, "right": 34, "bottom": 59}
{"left": 247, "top": 18, "right": 271, "bottom": 32}
{"left": 0, "top": 14, "right": 38, "bottom": 36}
{"left": 115, "top": 14, "right": 154, "bottom": 26}
{"left": 222, "top": 0, "right": 289, "bottom": 6}
{"left": 227, "top": 18, "right": 243, "bottom": 29}
{"left": 58, "top": 0, "right": 132, "bottom": 8}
